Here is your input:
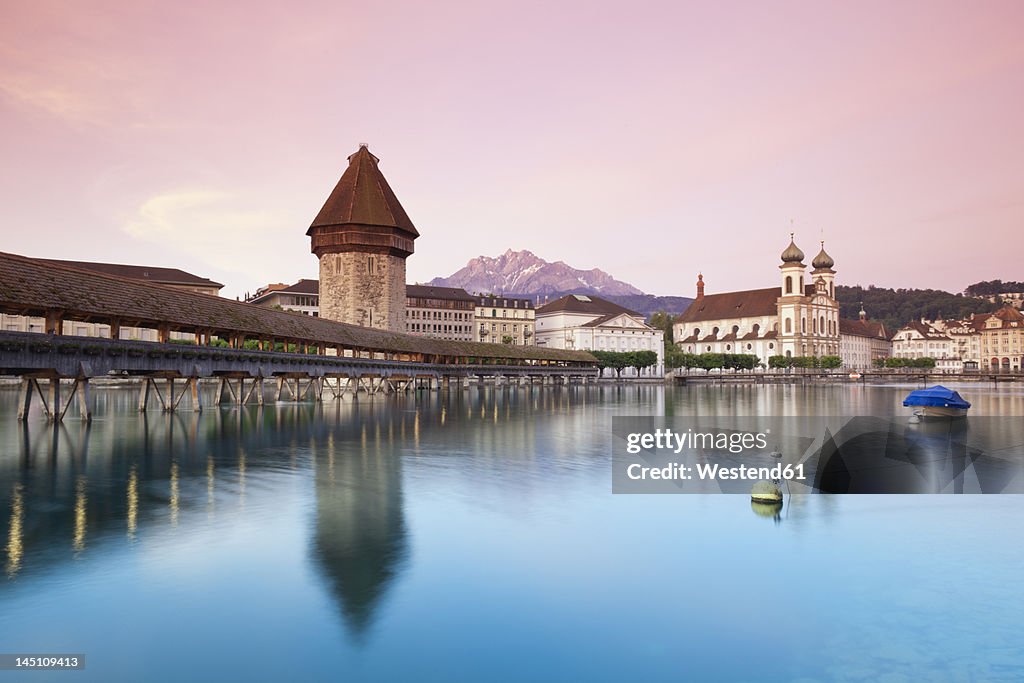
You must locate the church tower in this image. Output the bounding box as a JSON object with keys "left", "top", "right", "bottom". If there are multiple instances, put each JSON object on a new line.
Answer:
{"left": 307, "top": 145, "right": 419, "bottom": 332}
{"left": 777, "top": 234, "right": 807, "bottom": 356}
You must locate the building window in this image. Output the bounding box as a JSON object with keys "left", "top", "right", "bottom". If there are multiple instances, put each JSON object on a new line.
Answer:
{"left": 785, "top": 276, "right": 793, "bottom": 294}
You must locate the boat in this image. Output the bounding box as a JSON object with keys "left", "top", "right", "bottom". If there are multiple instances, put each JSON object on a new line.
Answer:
{"left": 849, "top": 372, "right": 862, "bottom": 380}
{"left": 903, "top": 385, "right": 971, "bottom": 419}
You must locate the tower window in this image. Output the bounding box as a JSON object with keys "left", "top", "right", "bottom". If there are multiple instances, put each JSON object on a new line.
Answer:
{"left": 785, "top": 276, "right": 793, "bottom": 294}
{"left": 367, "top": 255, "right": 377, "bottom": 274}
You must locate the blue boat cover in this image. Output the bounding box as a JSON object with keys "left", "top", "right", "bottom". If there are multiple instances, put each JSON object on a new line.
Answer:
{"left": 902, "top": 385, "right": 971, "bottom": 409}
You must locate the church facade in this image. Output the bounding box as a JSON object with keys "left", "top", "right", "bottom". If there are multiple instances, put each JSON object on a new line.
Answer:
{"left": 673, "top": 236, "right": 841, "bottom": 366}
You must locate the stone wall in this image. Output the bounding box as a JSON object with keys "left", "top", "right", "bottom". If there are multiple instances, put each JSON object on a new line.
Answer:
{"left": 319, "top": 251, "right": 407, "bottom": 333}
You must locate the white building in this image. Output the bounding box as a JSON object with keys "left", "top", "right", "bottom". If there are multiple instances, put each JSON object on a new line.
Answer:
{"left": 247, "top": 279, "right": 320, "bottom": 316}
{"left": 248, "top": 280, "right": 477, "bottom": 341}
{"left": 535, "top": 294, "right": 664, "bottom": 376}
{"left": 891, "top": 321, "right": 962, "bottom": 371}
{"left": 673, "top": 236, "right": 841, "bottom": 367}
{"left": 405, "top": 285, "right": 475, "bottom": 341}
{"left": 475, "top": 295, "right": 535, "bottom": 345}
{"left": 839, "top": 308, "right": 892, "bottom": 369}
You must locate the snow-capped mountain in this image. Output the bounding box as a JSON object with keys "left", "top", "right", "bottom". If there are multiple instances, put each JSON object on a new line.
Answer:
{"left": 428, "top": 249, "right": 644, "bottom": 297}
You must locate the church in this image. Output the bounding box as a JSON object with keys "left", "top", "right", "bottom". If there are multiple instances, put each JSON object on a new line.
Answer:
{"left": 673, "top": 236, "right": 841, "bottom": 366}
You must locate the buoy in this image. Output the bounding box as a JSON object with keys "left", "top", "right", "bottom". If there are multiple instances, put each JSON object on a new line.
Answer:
{"left": 751, "top": 480, "right": 783, "bottom": 504}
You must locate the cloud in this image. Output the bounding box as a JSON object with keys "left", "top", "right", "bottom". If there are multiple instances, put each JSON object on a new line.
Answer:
{"left": 0, "top": 72, "right": 104, "bottom": 124}
{"left": 123, "top": 189, "right": 307, "bottom": 291}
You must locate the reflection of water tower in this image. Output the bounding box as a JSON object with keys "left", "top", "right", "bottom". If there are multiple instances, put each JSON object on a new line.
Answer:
{"left": 311, "top": 428, "right": 408, "bottom": 636}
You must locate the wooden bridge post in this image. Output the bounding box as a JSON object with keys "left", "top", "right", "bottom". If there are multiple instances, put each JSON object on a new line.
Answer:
{"left": 164, "top": 378, "right": 175, "bottom": 412}
{"left": 57, "top": 377, "right": 92, "bottom": 422}
{"left": 139, "top": 378, "right": 150, "bottom": 411}
{"left": 189, "top": 376, "right": 203, "bottom": 412}
{"left": 17, "top": 378, "right": 33, "bottom": 421}
{"left": 47, "top": 377, "right": 61, "bottom": 421}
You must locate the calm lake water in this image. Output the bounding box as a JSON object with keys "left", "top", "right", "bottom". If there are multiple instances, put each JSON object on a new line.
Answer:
{"left": 0, "top": 383, "right": 1022, "bottom": 682}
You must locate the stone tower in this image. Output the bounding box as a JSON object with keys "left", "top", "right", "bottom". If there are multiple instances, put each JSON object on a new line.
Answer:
{"left": 307, "top": 145, "right": 419, "bottom": 332}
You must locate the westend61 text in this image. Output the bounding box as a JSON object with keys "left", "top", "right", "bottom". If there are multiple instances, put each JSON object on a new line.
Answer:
{"left": 626, "top": 462, "right": 806, "bottom": 481}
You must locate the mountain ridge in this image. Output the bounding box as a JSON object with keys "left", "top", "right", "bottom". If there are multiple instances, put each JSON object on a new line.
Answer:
{"left": 426, "top": 250, "right": 691, "bottom": 317}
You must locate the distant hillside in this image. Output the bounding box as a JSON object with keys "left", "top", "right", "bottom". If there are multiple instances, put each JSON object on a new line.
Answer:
{"left": 429, "top": 249, "right": 643, "bottom": 297}
{"left": 597, "top": 293, "right": 693, "bottom": 319}
{"left": 837, "top": 284, "right": 996, "bottom": 331}
{"left": 964, "top": 280, "right": 1024, "bottom": 297}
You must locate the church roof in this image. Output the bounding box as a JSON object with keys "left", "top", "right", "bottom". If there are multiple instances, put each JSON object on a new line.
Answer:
{"left": 308, "top": 145, "right": 419, "bottom": 236}
{"left": 677, "top": 283, "right": 820, "bottom": 325}
{"left": 677, "top": 287, "right": 780, "bottom": 323}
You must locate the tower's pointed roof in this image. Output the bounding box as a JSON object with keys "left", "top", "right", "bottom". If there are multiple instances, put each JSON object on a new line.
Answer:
{"left": 307, "top": 145, "right": 419, "bottom": 236}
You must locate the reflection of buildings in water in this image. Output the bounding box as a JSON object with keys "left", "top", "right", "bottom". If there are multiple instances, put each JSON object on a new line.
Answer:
{"left": 311, "top": 413, "right": 408, "bottom": 637}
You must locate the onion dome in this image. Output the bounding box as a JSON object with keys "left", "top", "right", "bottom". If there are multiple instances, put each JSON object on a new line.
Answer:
{"left": 812, "top": 241, "right": 834, "bottom": 270}
{"left": 780, "top": 234, "right": 805, "bottom": 263}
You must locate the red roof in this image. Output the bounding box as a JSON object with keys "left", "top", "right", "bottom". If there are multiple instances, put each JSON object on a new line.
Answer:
{"left": 677, "top": 287, "right": 781, "bottom": 323}
{"left": 839, "top": 318, "right": 890, "bottom": 340}
{"left": 308, "top": 145, "right": 419, "bottom": 236}
{"left": 537, "top": 294, "right": 641, "bottom": 318}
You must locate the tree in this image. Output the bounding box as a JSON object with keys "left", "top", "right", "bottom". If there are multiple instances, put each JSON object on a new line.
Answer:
{"left": 592, "top": 350, "right": 630, "bottom": 379}
{"left": 820, "top": 355, "right": 842, "bottom": 369}
{"left": 648, "top": 311, "right": 675, "bottom": 344}
{"left": 837, "top": 284, "right": 995, "bottom": 331}
{"left": 501, "top": 335, "right": 514, "bottom": 344}
{"left": 630, "top": 350, "right": 658, "bottom": 376}
{"left": 665, "top": 343, "right": 687, "bottom": 370}
{"left": 697, "top": 353, "right": 724, "bottom": 373}
{"left": 769, "top": 355, "right": 792, "bottom": 369}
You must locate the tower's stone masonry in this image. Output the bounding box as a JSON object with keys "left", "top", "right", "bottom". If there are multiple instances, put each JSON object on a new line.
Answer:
{"left": 318, "top": 252, "right": 407, "bottom": 331}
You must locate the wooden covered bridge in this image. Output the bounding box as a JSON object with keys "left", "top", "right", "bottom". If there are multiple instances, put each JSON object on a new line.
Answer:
{"left": 0, "top": 252, "right": 599, "bottom": 421}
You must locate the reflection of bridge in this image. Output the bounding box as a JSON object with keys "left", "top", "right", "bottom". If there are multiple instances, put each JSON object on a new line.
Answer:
{"left": 0, "top": 252, "right": 599, "bottom": 421}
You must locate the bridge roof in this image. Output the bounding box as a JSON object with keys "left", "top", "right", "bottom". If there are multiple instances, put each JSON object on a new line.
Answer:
{"left": 0, "top": 252, "right": 594, "bottom": 363}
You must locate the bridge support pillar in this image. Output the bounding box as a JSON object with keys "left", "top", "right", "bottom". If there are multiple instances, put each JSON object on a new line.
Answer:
{"left": 17, "top": 378, "right": 33, "bottom": 421}
{"left": 17, "top": 377, "right": 93, "bottom": 423}
{"left": 189, "top": 376, "right": 203, "bottom": 412}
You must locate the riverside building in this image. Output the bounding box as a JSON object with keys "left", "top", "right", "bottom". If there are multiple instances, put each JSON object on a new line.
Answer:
{"left": 475, "top": 295, "right": 535, "bottom": 345}
{"left": 536, "top": 294, "right": 664, "bottom": 376}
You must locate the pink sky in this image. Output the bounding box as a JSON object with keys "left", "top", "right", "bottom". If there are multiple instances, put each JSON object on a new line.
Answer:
{"left": 1, "top": 0, "right": 1022, "bottom": 300}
